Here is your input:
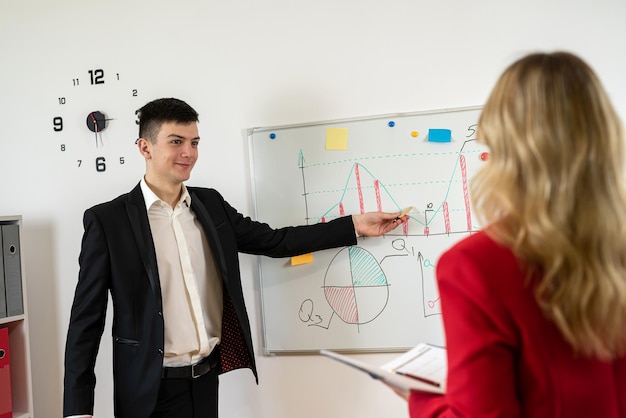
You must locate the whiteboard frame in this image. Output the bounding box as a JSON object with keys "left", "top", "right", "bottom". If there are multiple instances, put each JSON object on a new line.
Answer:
{"left": 247, "top": 105, "right": 483, "bottom": 355}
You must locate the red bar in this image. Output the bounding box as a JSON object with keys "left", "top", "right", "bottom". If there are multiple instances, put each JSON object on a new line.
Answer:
{"left": 354, "top": 164, "right": 365, "bottom": 214}
{"left": 460, "top": 155, "right": 472, "bottom": 232}
{"left": 374, "top": 180, "right": 382, "bottom": 212}
{"left": 443, "top": 202, "right": 451, "bottom": 234}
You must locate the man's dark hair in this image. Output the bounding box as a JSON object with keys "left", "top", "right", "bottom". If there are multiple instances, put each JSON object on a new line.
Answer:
{"left": 136, "top": 98, "right": 199, "bottom": 142}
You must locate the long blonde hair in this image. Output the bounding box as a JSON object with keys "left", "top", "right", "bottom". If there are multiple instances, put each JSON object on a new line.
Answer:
{"left": 472, "top": 51, "right": 626, "bottom": 360}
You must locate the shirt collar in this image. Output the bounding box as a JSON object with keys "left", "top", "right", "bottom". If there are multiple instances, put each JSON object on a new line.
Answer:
{"left": 140, "top": 177, "right": 191, "bottom": 212}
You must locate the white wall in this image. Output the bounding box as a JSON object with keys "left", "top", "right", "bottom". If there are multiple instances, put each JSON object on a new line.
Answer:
{"left": 1, "top": 0, "right": 625, "bottom": 417}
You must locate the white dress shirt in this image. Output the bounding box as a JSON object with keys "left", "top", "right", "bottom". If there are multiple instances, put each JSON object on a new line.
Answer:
{"left": 140, "top": 179, "right": 223, "bottom": 367}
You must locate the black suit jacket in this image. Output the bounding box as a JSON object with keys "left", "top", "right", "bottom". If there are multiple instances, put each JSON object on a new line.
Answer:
{"left": 63, "top": 183, "right": 357, "bottom": 418}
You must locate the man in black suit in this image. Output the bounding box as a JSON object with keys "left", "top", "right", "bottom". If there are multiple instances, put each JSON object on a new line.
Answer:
{"left": 63, "top": 98, "right": 406, "bottom": 418}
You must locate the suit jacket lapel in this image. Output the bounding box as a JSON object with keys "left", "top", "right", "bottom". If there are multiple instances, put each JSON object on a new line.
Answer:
{"left": 125, "top": 183, "right": 162, "bottom": 305}
{"left": 189, "top": 191, "right": 229, "bottom": 283}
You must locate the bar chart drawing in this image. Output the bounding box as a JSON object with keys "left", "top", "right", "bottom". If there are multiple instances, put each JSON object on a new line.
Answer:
{"left": 250, "top": 105, "right": 486, "bottom": 353}
{"left": 303, "top": 138, "right": 481, "bottom": 238}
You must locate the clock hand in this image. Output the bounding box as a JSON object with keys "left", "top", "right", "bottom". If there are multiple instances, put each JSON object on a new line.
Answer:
{"left": 89, "top": 112, "right": 99, "bottom": 147}
{"left": 89, "top": 112, "right": 98, "bottom": 148}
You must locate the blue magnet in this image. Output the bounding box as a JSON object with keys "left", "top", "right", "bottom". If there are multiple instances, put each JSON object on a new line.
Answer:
{"left": 388, "top": 121, "right": 395, "bottom": 127}
{"left": 269, "top": 132, "right": 276, "bottom": 139}
{"left": 428, "top": 129, "right": 452, "bottom": 143}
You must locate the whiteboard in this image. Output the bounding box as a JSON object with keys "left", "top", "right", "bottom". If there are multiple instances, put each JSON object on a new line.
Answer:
{"left": 248, "top": 106, "right": 486, "bottom": 353}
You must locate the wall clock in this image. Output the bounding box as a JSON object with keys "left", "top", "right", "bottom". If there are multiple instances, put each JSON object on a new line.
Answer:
{"left": 52, "top": 68, "right": 141, "bottom": 173}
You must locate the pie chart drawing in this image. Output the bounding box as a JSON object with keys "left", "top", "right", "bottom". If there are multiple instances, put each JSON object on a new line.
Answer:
{"left": 323, "top": 246, "right": 390, "bottom": 325}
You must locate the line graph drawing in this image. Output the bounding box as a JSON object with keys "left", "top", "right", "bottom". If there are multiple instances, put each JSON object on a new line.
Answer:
{"left": 300, "top": 139, "right": 483, "bottom": 238}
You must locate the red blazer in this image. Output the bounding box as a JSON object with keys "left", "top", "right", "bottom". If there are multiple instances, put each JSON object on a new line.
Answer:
{"left": 64, "top": 184, "right": 357, "bottom": 418}
{"left": 410, "top": 231, "right": 626, "bottom": 417}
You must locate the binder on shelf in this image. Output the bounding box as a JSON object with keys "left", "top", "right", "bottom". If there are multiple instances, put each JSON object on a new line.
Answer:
{"left": 0, "top": 326, "right": 12, "bottom": 418}
{"left": 0, "top": 226, "right": 5, "bottom": 318}
{"left": 1, "top": 224, "right": 23, "bottom": 317}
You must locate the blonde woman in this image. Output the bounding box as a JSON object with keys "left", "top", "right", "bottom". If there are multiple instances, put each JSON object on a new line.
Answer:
{"left": 405, "top": 52, "right": 626, "bottom": 417}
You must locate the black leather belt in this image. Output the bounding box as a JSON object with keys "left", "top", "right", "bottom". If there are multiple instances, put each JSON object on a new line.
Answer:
{"left": 162, "top": 347, "right": 220, "bottom": 379}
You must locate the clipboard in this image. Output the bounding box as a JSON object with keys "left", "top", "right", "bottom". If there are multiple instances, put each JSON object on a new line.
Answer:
{"left": 320, "top": 343, "right": 446, "bottom": 394}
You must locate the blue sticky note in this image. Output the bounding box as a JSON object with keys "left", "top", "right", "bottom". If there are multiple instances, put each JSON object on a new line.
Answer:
{"left": 428, "top": 129, "right": 452, "bottom": 143}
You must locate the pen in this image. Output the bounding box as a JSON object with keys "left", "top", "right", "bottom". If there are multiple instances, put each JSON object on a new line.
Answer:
{"left": 396, "top": 371, "right": 441, "bottom": 387}
{"left": 394, "top": 206, "right": 413, "bottom": 221}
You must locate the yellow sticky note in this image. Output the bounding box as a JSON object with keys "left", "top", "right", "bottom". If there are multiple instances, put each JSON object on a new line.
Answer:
{"left": 326, "top": 127, "right": 349, "bottom": 150}
{"left": 291, "top": 253, "right": 314, "bottom": 266}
